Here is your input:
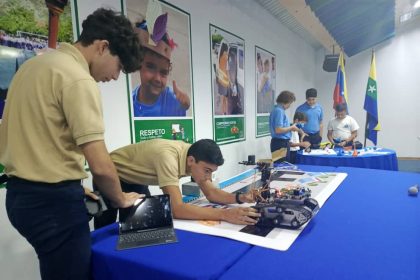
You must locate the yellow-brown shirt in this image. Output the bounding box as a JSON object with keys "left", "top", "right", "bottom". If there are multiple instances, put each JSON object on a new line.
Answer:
{"left": 111, "top": 139, "right": 190, "bottom": 187}
{"left": 0, "top": 43, "right": 104, "bottom": 182}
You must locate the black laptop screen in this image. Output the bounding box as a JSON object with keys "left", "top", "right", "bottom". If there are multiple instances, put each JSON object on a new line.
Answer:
{"left": 120, "top": 194, "right": 173, "bottom": 233}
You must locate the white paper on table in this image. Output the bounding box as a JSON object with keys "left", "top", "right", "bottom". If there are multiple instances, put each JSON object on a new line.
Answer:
{"left": 174, "top": 171, "right": 347, "bottom": 251}
{"left": 303, "top": 149, "right": 337, "bottom": 155}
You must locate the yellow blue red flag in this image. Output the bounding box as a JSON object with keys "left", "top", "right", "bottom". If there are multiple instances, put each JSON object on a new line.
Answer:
{"left": 333, "top": 52, "right": 348, "bottom": 110}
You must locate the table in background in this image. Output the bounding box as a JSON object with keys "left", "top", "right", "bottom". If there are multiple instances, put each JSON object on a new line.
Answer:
{"left": 296, "top": 148, "right": 398, "bottom": 171}
{"left": 91, "top": 165, "right": 419, "bottom": 280}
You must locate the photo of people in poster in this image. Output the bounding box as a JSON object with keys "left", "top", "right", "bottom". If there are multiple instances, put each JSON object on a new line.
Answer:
{"left": 126, "top": 0, "right": 194, "bottom": 143}
{"left": 0, "top": 0, "right": 73, "bottom": 121}
{"left": 255, "top": 46, "right": 276, "bottom": 137}
{"left": 210, "top": 25, "right": 245, "bottom": 144}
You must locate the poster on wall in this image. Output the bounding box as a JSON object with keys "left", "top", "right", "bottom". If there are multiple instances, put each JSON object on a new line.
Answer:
{"left": 126, "top": 0, "right": 194, "bottom": 143}
{"left": 210, "top": 24, "right": 245, "bottom": 144}
{"left": 0, "top": 0, "right": 73, "bottom": 186}
{"left": 255, "top": 46, "right": 276, "bottom": 137}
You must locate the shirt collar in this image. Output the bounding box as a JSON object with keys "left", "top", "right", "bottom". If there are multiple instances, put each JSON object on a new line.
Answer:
{"left": 57, "top": 43, "right": 90, "bottom": 75}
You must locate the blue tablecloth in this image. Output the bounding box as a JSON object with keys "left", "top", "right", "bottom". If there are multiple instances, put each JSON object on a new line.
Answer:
{"left": 91, "top": 224, "right": 252, "bottom": 280}
{"left": 91, "top": 166, "right": 419, "bottom": 280}
{"left": 219, "top": 167, "right": 420, "bottom": 280}
{"left": 297, "top": 148, "right": 399, "bottom": 171}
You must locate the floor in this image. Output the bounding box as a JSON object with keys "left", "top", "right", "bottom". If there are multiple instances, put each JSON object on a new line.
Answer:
{"left": 397, "top": 159, "right": 420, "bottom": 173}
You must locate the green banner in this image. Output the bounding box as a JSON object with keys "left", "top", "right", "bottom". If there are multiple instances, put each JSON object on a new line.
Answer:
{"left": 214, "top": 116, "right": 245, "bottom": 144}
{"left": 256, "top": 115, "right": 270, "bottom": 137}
{"left": 134, "top": 119, "right": 194, "bottom": 143}
{"left": 0, "top": 164, "right": 5, "bottom": 189}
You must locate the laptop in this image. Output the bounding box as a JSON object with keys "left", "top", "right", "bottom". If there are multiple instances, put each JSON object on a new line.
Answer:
{"left": 117, "top": 194, "right": 178, "bottom": 250}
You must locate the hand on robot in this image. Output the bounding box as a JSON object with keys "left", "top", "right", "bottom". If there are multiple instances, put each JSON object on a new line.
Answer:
{"left": 222, "top": 207, "right": 260, "bottom": 225}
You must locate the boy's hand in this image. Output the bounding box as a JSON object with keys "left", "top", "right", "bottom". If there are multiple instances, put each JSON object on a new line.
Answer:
{"left": 173, "top": 80, "right": 190, "bottom": 110}
{"left": 84, "top": 187, "right": 99, "bottom": 200}
{"left": 301, "top": 141, "right": 311, "bottom": 149}
{"left": 222, "top": 207, "right": 260, "bottom": 225}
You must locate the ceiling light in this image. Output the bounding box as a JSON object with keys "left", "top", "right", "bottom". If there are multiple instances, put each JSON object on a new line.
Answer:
{"left": 414, "top": 0, "right": 420, "bottom": 8}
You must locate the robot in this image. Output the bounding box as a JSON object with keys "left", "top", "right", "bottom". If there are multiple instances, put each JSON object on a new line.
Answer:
{"left": 247, "top": 161, "right": 319, "bottom": 229}
{"left": 252, "top": 193, "right": 319, "bottom": 229}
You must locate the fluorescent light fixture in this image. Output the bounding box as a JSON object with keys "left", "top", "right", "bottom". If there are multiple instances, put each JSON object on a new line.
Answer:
{"left": 400, "top": 12, "right": 412, "bottom": 22}
{"left": 414, "top": 0, "right": 420, "bottom": 8}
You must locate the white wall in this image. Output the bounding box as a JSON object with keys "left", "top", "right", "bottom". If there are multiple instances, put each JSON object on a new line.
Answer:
{"left": 315, "top": 23, "right": 420, "bottom": 158}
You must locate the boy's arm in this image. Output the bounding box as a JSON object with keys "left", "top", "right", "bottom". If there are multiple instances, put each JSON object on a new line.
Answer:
{"left": 162, "top": 185, "right": 259, "bottom": 225}
{"left": 327, "top": 130, "right": 334, "bottom": 143}
{"left": 199, "top": 179, "right": 255, "bottom": 204}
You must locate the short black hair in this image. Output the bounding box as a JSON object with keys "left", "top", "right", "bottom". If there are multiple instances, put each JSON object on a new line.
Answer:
{"left": 335, "top": 103, "right": 347, "bottom": 112}
{"left": 187, "top": 139, "right": 224, "bottom": 166}
{"left": 276, "top": 90, "right": 296, "bottom": 104}
{"left": 293, "top": 111, "right": 307, "bottom": 122}
{"left": 77, "top": 8, "right": 143, "bottom": 73}
{"left": 306, "top": 88, "right": 317, "bottom": 98}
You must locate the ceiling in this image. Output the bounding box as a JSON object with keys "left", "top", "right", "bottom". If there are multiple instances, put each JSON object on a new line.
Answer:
{"left": 255, "top": 0, "right": 420, "bottom": 57}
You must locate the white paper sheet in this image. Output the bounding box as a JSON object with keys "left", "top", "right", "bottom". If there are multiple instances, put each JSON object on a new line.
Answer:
{"left": 174, "top": 170, "right": 347, "bottom": 251}
{"left": 303, "top": 149, "right": 337, "bottom": 155}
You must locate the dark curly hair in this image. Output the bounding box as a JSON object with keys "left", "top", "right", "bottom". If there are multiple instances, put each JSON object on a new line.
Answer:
{"left": 276, "top": 90, "right": 296, "bottom": 104}
{"left": 187, "top": 139, "right": 224, "bottom": 166}
{"left": 77, "top": 8, "right": 143, "bottom": 73}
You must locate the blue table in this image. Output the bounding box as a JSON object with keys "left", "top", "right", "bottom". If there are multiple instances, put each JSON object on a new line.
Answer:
{"left": 91, "top": 224, "right": 252, "bottom": 280}
{"left": 297, "top": 148, "right": 399, "bottom": 171}
{"left": 91, "top": 166, "right": 419, "bottom": 280}
{"left": 220, "top": 167, "right": 420, "bottom": 280}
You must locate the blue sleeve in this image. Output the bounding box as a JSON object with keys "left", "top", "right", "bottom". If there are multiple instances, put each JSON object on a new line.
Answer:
{"left": 131, "top": 86, "right": 142, "bottom": 117}
{"left": 273, "top": 108, "right": 286, "bottom": 128}
{"left": 161, "top": 87, "right": 186, "bottom": 116}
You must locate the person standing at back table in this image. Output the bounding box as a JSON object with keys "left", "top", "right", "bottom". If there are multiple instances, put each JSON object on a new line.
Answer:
{"left": 0, "top": 8, "right": 142, "bottom": 280}
{"left": 269, "top": 90, "right": 300, "bottom": 163}
{"left": 295, "top": 88, "right": 324, "bottom": 148}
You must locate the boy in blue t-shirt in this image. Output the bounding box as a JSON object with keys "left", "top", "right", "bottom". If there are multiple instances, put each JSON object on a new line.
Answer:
{"left": 295, "top": 88, "right": 323, "bottom": 148}
{"left": 132, "top": 14, "right": 190, "bottom": 117}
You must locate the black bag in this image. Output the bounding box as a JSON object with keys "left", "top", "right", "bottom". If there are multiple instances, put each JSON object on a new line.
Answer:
{"left": 354, "top": 141, "right": 363, "bottom": 149}
{"left": 0, "top": 174, "right": 9, "bottom": 185}
{"left": 85, "top": 191, "right": 107, "bottom": 219}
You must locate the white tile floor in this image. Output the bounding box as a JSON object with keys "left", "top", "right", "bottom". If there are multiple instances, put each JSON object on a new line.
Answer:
{"left": 0, "top": 189, "right": 96, "bottom": 280}
{"left": 0, "top": 190, "right": 40, "bottom": 280}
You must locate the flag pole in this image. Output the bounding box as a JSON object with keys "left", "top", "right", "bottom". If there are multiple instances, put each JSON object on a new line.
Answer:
{"left": 364, "top": 49, "right": 374, "bottom": 147}
{"left": 364, "top": 113, "right": 368, "bottom": 147}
